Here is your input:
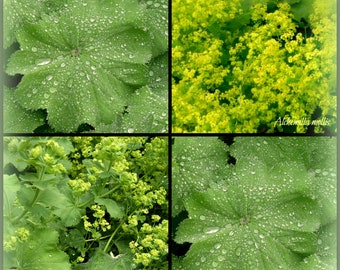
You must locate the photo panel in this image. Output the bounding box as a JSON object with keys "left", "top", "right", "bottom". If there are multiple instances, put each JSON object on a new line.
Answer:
{"left": 171, "top": 0, "right": 336, "bottom": 134}
{"left": 3, "top": 136, "right": 169, "bottom": 269}
{"left": 3, "top": 0, "right": 169, "bottom": 134}
{"left": 172, "top": 136, "right": 336, "bottom": 269}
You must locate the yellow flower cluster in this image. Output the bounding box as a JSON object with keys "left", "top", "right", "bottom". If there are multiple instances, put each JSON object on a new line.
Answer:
{"left": 4, "top": 227, "right": 30, "bottom": 251}
{"left": 27, "top": 140, "right": 67, "bottom": 174}
{"left": 82, "top": 204, "right": 111, "bottom": 239}
{"left": 129, "top": 220, "right": 168, "bottom": 268}
{"left": 172, "top": 0, "right": 336, "bottom": 133}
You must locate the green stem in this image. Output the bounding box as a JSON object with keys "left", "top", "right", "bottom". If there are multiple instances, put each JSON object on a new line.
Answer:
{"left": 100, "top": 185, "right": 120, "bottom": 198}
{"left": 103, "top": 223, "right": 122, "bottom": 253}
{"left": 85, "top": 235, "right": 111, "bottom": 242}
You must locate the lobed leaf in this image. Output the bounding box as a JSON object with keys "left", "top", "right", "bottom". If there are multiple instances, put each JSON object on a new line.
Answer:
{"left": 5, "top": 0, "right": 168, "bottom": 132}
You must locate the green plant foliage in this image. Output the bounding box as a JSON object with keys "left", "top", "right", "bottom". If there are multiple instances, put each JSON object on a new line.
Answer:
{"left": 4, "top": 87, "right": 46, "bottom": 133}
{"left": 172, "top": 0, "right": 336, "bottom": 133}
{"left": 172, "top": 137, "right": 229, "bottom": 216}
{"left": 4, "top": 0, "right": 168, "bottom": 133}
{"left": 172, "top": 137, "right": 336, "bottom": 269}
{"left": 3, "top": 136, "right": 168, "bottom": 269}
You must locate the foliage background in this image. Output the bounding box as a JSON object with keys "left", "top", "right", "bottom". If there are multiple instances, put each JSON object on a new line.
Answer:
{"left": 3, "top": 136, "right": 168, "bottom": 269}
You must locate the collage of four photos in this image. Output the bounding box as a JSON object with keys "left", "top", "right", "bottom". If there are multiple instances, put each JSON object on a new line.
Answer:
{"left": 2, "top": 0, "right": 337, "bottom": 269}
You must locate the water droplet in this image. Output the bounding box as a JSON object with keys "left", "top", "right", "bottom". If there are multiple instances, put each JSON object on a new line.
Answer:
{"left": 218, "top": 255, "right": 225, "bottom": 262}
{"left": 32, "top": 89, "right": 38, "bottom": 94}
{"left": 128, "top": 128, "right": 134, "bottom": 133}
{"left": 229, "top": 231, "right": 234, "bottom": 236}
{"left": 129, "top": 54, "right": 135, "bottom": 59}
{"left": 212, "top": 262, "right": 218, "bottom": 267}
{"left": 31, "top": 47, "right": 38, "bottom": 52}
{"left": 46, "top": 75, "right": 53, "bottom": 81}
{"left": 36, "top": 58, "right": 51, "bottom": 66}
{"left": 60, "top": 63, "right": 66, "bottom": 68}
{"left": 199, "top": 215, "right": 206, "bottom": 220}
{"left": 297, "top": 222, "right": 304, "bottom": 228}
{"left": 214, "top": 243, "right": 221, "bottom": 249}
{"left": 44, "top": 93, "right": 50, "bottom": 99}
{"left": 49, "top": 88, "right": 57, "bottom": 93}
{"left": 235, "top": 246, "right": 241, "bottom": 256}
{"left": 200, "top": 256, "right": 206, "bottom": 262}
{"left": 204, "top": 227, "right": 220, "bottom": 234}
{"left": 149, "top": 71, "right": 154, "bottom": 76}
{"left": 67, "top": 79, "right": 73, "bottom": 88}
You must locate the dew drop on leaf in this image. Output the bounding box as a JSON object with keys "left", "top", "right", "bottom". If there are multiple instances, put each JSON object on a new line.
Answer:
{"left": 67, "top": 78, "right": 73, "bottom": 88}
{"left": 204, "top": 227, "right": 220, "bottom": 234}
{"left": 36, "top": 58, "right": 51, "bottom": 66}
{"left": 214, "top": 243, "right": 221, "bottom": 249}
{"left": 199, "top": 215, "right": 206, "bottom": 220}
{"left": 235, "top": 246, "right": 241, "bottom": 257}
{"left": 218, "top": 255, "right": 225, "bottom": 262}
{"left": 31, "top": 47, "right": 38, "bottom": 52}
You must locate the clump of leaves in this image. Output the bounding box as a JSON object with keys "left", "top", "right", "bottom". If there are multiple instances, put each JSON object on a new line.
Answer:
{"left": 172, "top": 137, "right": 336, "bottom": 269}
{"left": 3, "top": 136, "right": 168, "bottom": 269}
{"left": 4, "top": 0, "right": 168, "bottom": 133}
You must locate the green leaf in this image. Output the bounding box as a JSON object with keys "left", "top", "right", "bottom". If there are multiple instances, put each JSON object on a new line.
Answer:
{"left": 4, "top": 228, "right": 71, "bottom": 270}
{"left": 175, "top": 184, "right": 320, "bottom": 269}
{"left": 3, "top": 0, "right": 58, "bottom": 48}
{"left": 74, "top": 249, "right": 134, "bottom": 270}
{"left": 142, "top": 0, "right": 169, "bottom": 57}
{"left": 172, "top": 137, "right": 229, "bottom": 216}
{"left": 4, "top": 87, "right": 46, "bottom": 133}
{"left": 95, "top": 53, "right": 169, "bottom": 133}
{"left": 53, "top": 187, "right": 84, "bottom": 226}
{"left": 3, "top": 174, "right": 22, "bottom": 221}
{"left": 95, "top": 197, "right": 124, "bottom": 219}
{"left": 6, "top": 0, "right": 156, "bottom": 132}
{"left": 122, "top": 86, "right": 168, "bottom": 133}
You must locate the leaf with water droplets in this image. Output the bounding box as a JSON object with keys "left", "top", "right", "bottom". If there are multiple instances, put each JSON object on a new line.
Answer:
{"left": 173, "top": 136, "right": 336, "bottom": 269}
{"left": 3, "top": 0, "right": 66, "bottom": 48}
{"left": 4, "top": 228, "right": 71, "bottom": 270}
{"left": 4, "top": 87, "right": 46, "bottom": 133}
{"left": 172, "top": 137, "right": 229, "bottom": 217}
{"left": 175, "top": 184, "right": 320, "bottom": 269}
{"left": 5, "top": 0, "right": 167, "bottom": 132}
{"left": 142, "top": 0, "right": 168, "bottom": 56}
